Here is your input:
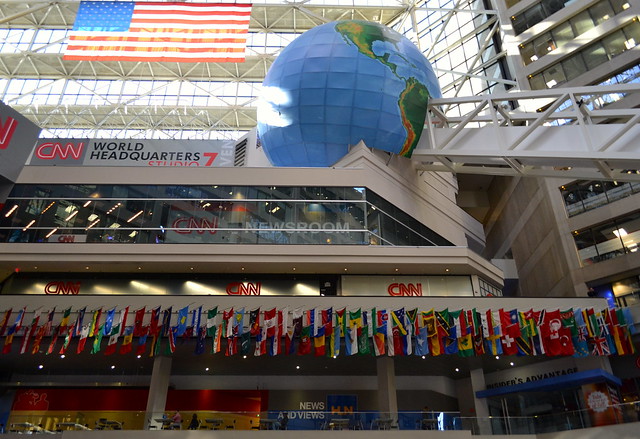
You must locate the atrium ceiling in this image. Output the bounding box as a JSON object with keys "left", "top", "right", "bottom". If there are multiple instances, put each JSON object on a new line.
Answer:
{"left": 0, "top": 0, "right": 509, "bottom": 140}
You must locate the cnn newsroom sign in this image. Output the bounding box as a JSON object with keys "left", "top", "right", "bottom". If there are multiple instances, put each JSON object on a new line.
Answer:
{"left": 27, "top": 138, "right": 236, "bottom": 167}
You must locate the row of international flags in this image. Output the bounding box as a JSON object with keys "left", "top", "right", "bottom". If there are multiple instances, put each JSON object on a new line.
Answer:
{"left": 0, "top": 305, "right": 636, "bottom": 358}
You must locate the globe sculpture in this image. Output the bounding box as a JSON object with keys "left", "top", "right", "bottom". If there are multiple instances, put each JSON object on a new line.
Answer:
{"left": 257, "top": 20, "right": 442, "bottom": 167}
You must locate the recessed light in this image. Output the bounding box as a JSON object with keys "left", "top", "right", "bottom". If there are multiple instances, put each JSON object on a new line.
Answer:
{"left": 205, "top": 367, "right": 209, "bottom": 371}
{"left": 85, "top": 266, "right": 90, "bottom": 270}
{"left": 344, "top": 268, "right": 348, "bottom": 271}
{"left": 421, "top": 356, "right": 426, "bottom": 360}
{"left": 395, "top": 268, "right": 399, "bottom": 272}
{"left": 243, "top": 355, "right": 247, "bottom": 359}
{"left": 495, "top": 356, "right": 500, "bottom": 360}
{"left": 296, "top": 365, "right": 300, "bottom": 370}
{"left": 60, "top": 355, "right": 65, "bottom": 359}
{"left": 111, "top": 365, "right": 115, "bottom": 369}
{"left": 136, "top": 355, "right": 141, "bottom": 359}
{"left": 445, "top": 268, "right": 450, "bottom": 272}
{"left": 510, "top": 362, "right": 515, "bottom": 366}
{"left": 38, "top": 364, "right": 44, "bottom": 369}
{"left": 138, "top": 266, "right": 142, "bottom": 270}
{"left": 455, "top": 368, "right": 459, "bottom": 372}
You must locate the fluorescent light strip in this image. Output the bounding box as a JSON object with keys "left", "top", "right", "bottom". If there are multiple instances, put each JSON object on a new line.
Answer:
{"left": 65, "top": 211, "right": 78, "bottom": 222}
{"left": 86, "top": 219, "right": 100, "bottom": 230}
{"left": 23, "top": 219, "right": 36, "bottom": 231}
{"left": 83, "top": 200, "right": 92, "bottom": 207}
{"left": 127, "top": 210, "right": 144, "bottom": 223}
{"left": 4, "top": 205, "right": 18, "bottom": 217}
{"left": 45, "top": 228, "right": 58, "bottom": 239}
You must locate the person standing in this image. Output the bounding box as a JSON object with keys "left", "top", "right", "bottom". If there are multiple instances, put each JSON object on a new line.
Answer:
{"left": 171, "top": 410, "right": 182, "bottom": 429}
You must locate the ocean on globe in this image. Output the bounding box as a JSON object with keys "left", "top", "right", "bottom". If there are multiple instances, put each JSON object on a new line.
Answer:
{"left": 257, "top": 20, "right": 442, "bottom": 167}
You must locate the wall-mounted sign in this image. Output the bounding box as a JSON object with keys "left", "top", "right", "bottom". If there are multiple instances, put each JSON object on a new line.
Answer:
{"left": 341, "top": 275, "right": 473, "bottom": 297}
{"left": 0, "top": 102, "right": 41, "bottom": 182}
{"left": 27, "top": 138, "right": 235, "bottom": 168}
{"left": 2, "top": 277, "right": 318, "bottom": 296}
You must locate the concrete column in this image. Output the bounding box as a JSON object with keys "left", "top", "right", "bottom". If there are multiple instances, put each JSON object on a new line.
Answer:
{"left": 469, "top": 368, "right": 491, "bottom": 435}
{"left": 376, "top": 356, "right": 398, "bottom": 425}
{"left": 144, "top": 355, "right": 172, "bottom": 430}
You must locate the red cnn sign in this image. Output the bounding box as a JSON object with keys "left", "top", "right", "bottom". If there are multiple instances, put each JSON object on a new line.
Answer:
{"left": 35, "top": 142, "right": 85, "bottom": 160}
{"left": 57, "top": 235, "right": 76, "bottom": 243}
{"left": 0, "top": 117, "right": 18, "bottom": 150}
{"left": 172, "top": 216, "right": 218, "bottom": 234}
{"left": 44, "top": 281, "right": 81, "bottom": 295}
{"left": 226, "top": 282, "right": 261, "bottom": 295}
{"left": 387, "top": 283, "right": 423, "bottom": 296}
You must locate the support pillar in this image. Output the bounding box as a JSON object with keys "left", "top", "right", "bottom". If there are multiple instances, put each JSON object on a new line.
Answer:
{"left": 470, "top": 368, "right": 491, "bottom": 435}
{"left": 376, "top": 356, "right": 398, "bottom": 425}
{"left": 144, "top": 355, "right": 172, "bottom": 430}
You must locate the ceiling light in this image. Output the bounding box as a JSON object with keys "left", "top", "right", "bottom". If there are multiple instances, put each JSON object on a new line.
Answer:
{"left": 4, "top": 204, "right": 18, "bottom": 217}
{"left": 45, "top": 228, "right": 59, "bottom": 239}
{"left": 38, "top": 364, "right": 44, "bottom": 369}
{"left": 111, "top": 365, "right": 115, "bottom": 370}
{"left": 613, "top": 228, "right": 628, "bottom": 238}
{"left": 510, "top": 362, "right": 515, "bottom": 366}
{"left": 127, "top": 210, "right": 144, "bottom": 223}
{"left": 23, "top": 219, "right": 36, "bottom": 231}
{"left": 455, "top": 368, "right": 459, "bottom": 372}
{"left": 83, "top": 200, "right": 92, "bottom": 207}
{"left": 60, "top": 355, "right": 65, "bottom": 359}
{"left": 64, "top": 210, "right": 78, "bottom": 222}
{"left": 296, "top": 365, "right": 300, "bottom": 370}
{"left": 136, "top": 355, "right": 141, "bottom": 359}
{"left": 205, "top": 367, "right": 210, "bottom": 371}
{"left": 421, "top": 356, "right": 426, "bottom": 360}
{"left": 495, "top": 356, "right": 500, "bottom": 360}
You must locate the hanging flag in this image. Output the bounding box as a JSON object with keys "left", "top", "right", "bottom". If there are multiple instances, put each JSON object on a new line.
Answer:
{"left": 345, "top": 325, "right": 358, "bottom": 356}
{"left": 249, "top": 308, "right": 260, "bottom": 336}
{"left": 298, "top": 325, "right": 311, "bottom": 355}
{"left": 161, "top": 307, "right": 173, "bottom": 336}
{"left": 164, "top": 327, "right": 175, "bottom": 354}
{"left": 136, "top": 331, "right": 149, "bottom": 356}
{"left": 73, "top": 307, "right": 87, "bottom": 337}
{"left": 225, "top": 334, "right": 237, "bottom": 356}
{"left": 264, "top": 308, "right": 277, "bottom": 338}
{"left": 415, "top": 326, "right": 429, "bottom": 356}
{"left": 92, "top": 324, "right": 105, "bottom": 354}
{"left": 119, "top": 326, "right": 134, "bottom": 354}
{"left": 149, "top": 306, "right": 161, "bottom": 336}
{"left": 234, "top": 308, "right": 245, "bottom": 337}
{"left": 133, "top": 307, "right": 146, "bottom": 337}
{"left": 313, "top": 330, "right": 326, "bottom": 357}
{"left": 206, "top": 307, "right": 218, "bottom": 336}
{"left": 212, "top": 325, "right": 223, "bottom": 354}
{"left": 253, "top": 325, "right": 265, "bottom": 356}
{"left": 74, "top": 324, "right": 89, "bottom": 354}
{"left": 3, "top": 307, "right": 26, "bottom": 354}
{"left": 194, "top": 326, "right": 207, "bottom": 355}
{"left": 104, "top": 331, "right": 120, "bottom": 355}
{"left": 501, "top": 323, "right": 520, "bottom": 356}
{"left": 64, "top": 1, "right": 253, "bottom": 63}
{"left": 358, "top": 326, "right": 371, "bottom": 355}
{"left": 573, "top": 325, "right": 590, "bottom": 357}
{"left": 240, "top": 332, "right": 251, "bottom": 356}
{"left": 424, "top": 309, "right": 442, "bottom": 356}
{"left": 0, "top": 308, "right": 12, "bottom": 336}
{"left": 89, "top": 308, "right": 102, "bottom": 337}
{"left": 175, "top": 306, "right": 189, "bottom": 337}
{"left": 19, "top": 310, "right": 41, "bottom": 355}
{"left": 103, "top": 307, "right": 116, "bottom": 336}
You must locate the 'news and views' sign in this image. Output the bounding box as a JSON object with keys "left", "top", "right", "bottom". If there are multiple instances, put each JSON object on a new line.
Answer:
{"left": 0, "top": 101, "right": 42, "bottom": 182}
{"left": 27, "top": 138, "right": 236, "bottom": 167}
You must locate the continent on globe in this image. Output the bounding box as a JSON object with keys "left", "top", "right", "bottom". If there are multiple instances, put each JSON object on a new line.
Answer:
{"left": 257, "top": 20, "right": 441, "bottom": 167}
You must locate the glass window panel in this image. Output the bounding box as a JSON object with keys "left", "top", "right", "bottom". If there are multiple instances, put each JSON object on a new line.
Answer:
{"left": 542, "top": 65, "right": 566, "bottom": 88}
{"left": 582, "top": 42, "right": 609, "bottom": 70}
{"left": 602, "top": 30, "right": 627, "bottom": 58}
{"left": 551, "top": 21, "right": 575, "bottom": 46}
{"left": 611, "top": 0, "right": 632, "bottom": 13}
{"left": 571, "top": 11, "right": 595, "bottom": 36}
{"left": 622, "top": 22, "right": 640, "bottom": 50}
{"left": 589, "top": 1, "right": 615, "bottom": 26}
{"left": 561, "top": 55, "right": 586, "bottom": 81}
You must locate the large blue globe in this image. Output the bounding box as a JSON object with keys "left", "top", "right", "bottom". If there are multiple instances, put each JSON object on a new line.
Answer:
{"left": 257, "top": 20, "right": 441, "bottom": 167}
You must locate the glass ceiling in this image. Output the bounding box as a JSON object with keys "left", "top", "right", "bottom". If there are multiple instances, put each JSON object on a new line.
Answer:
{"left": 0, "top": 0, "right": 511, "bottom": 140}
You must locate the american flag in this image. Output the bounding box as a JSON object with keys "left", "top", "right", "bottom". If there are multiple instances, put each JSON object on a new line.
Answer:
{"left": 64, "top": 1, "right": 252, "bottom": 63}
